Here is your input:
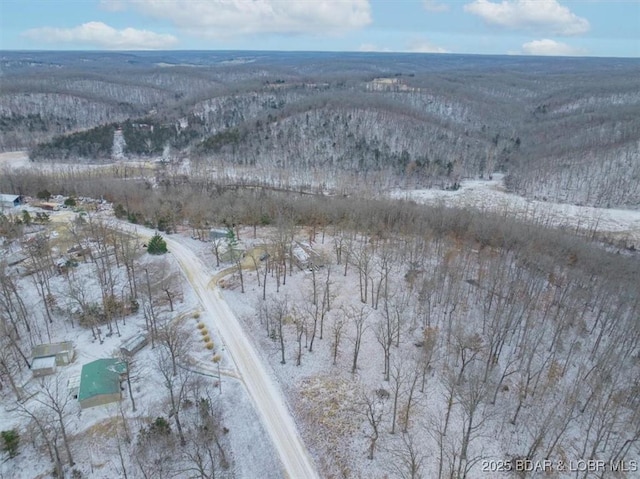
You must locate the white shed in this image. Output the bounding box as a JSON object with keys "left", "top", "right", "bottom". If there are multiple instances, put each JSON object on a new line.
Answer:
{"left": 31, "top": 356, "right": 57, "bottom": 377}
{"left": 120, "top": 334, "right": 148, "bottom": 357}
{"left": 32, "top": 341, "right": 74, "bottom": 366}
{"left": 0, "top": 194, "right": 23, "bottom": 209}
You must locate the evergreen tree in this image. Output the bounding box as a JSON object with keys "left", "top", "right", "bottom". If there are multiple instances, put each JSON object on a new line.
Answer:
{"left": 147, "top": 234, "right": 168, "bottom": 255}
{"left": 1, "top": 429, "right": 19, "bottom": 458}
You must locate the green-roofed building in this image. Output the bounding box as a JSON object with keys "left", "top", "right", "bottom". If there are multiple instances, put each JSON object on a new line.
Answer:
{"left": 78, "top": 358, "right": 127, "bottom": 409}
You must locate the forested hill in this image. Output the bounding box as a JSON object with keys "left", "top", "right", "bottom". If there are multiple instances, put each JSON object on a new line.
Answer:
{"left": 2, "top": 51, "right": 639, "bottom": 207}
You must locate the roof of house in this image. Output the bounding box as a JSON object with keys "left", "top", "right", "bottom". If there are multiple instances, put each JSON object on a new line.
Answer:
{"left": 77, "top": 358, "right": 127, "bottom": 401}
{"left": 32, "top": 341, "right": 73, "bottom": 359}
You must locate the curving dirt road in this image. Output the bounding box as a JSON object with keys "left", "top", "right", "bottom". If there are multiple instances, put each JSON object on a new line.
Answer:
{"left": 126, "top": 224, "right": 319, "bottom": 479}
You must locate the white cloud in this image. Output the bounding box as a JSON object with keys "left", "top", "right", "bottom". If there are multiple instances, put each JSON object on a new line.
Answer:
{"left": 464, "top": 0, "right": 590, "bottom": 35}
{"left": 521, "top": 38, "right": 586, "bottom": 56}
{"left": 423, "top": 0, "right": 449, "bottom": 12}
{"left": 103, "top": 0, "right": 372, "bottom": 37}
{"left": 22, "top": 22, "right": 179, "bottom": 50}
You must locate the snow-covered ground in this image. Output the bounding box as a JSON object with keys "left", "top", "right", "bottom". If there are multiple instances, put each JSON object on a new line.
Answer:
{"left": 0, "top": 214, "right": 282, "bottom": 479}
{"left": 219, "top": 223, "right": 640, "bottom": 479}
{"left": 2, "top": 155, "right": 640, "bottom": 478}
{"left": 0, "top": 150, "right": 30, "bottom": 169}
{"left": 0, "top": 150, "right": 155, "bottom": 172}
{"left": 125, "top": 224, "right": 320, "bottom": 479}
{"left": 391, "top": 174, "right": 640, "bottom": 248}
{"left": 4, "top": 147, "right": 638, "bottom": 249}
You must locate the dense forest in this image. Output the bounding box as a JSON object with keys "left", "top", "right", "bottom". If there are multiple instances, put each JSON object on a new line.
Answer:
{"left": 2, "top": 52, "right": 639, "bottom": 207}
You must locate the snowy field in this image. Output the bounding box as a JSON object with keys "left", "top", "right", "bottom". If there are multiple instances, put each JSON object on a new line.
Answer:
{"left": 391, "top": 174, "right": 640, "bottom": 249}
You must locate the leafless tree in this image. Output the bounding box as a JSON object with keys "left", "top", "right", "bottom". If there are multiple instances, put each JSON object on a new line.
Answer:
{"left": 293, "top": 308, "right": 306, "bottom": 366}
{"left": 330, "top": 315, "right": 345, "bottom": 366}
{"left": 18, "top": 402, "right": 64, "bottom": 477}
{"left": 266, "top": 296, "right": 289, "bottom": 365}
{"left": 385, "top": 431, "right": 426, "bottom": 479}
{"left": 157, "top": 319, "right": 193, "bottom": 377}
{"left": 359, "top": 387, "right": 387, "bottom": 460}
{"left": 353, "top": 238, "right": 373, "bottom": 304}
{"left": 389, "top": 357, "right": 407, "bottom": 434}
{"left": 208, "top": 234, "right": 224, "bottom": 268}
{"left": 0, "top": 265, "right": 31, "bottom": 334}
{"left": 156, "top": 347, "right": 191, "bottom": 446}
{"left": 0, "top": 332, "right": 23, "bottom": 400}
{"left": 345, "top": 305, "right": 369, "bottom": 373}
{"left": 401, "top": 358, "right": 422, "bottom": 434}
{"left": 33, "top": 376, "right": 76, "bottom": 467}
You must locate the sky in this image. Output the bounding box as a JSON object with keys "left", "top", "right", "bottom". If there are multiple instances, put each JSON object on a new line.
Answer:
{"left": 0, "top": 0, "right": 638, "bottom": 57}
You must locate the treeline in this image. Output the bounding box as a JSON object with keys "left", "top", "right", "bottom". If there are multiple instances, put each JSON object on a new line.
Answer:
{"left": 29, "top": 123, "right": 115, "bottom": 161}
{"left": 0, "top": 91, "right": 137, "bottom": 149}
{"left": 2, "top": 168, "right": 637, "bottom": 284}
{"left": 27, "top": 115, "right": 209, "bottom": 161}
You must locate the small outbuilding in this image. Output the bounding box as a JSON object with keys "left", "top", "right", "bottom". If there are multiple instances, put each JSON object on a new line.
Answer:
{"left": 120, "top": 333, "right": 148, "bottom": 357}
{"left": 78, "top": 358, "right": 128, "bottom": 409}
{"left": 0, "top": 194, "right": 24, "bottom": 209}
{"left": 31, "top": 356, "right": 57, "bottom": 377}
{"left": 32, "top": 342, "right": 74, "bottom": 366}
{"left": 35, "top": 202, "right": 59, "bottom": 211}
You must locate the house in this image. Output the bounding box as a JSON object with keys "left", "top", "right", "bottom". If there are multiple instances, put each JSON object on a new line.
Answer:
{"left": 120, "top": 333, "right": 148, "bottom": 357}
{"left": 32, "top": 342, "right": 74, "bottom": 366}
{"left": 0, "top": 194, "right": 24, "bottom": 209}
{"left": 292, "top": 244, "right": 310, "bottom": 270}
{"left": 78, "top": 358, "right": 128, "bottom": 409}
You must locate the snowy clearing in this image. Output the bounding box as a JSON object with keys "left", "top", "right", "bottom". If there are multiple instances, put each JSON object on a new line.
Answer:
{"left": 391, "top": 174, "right": 640, "bottom": 248}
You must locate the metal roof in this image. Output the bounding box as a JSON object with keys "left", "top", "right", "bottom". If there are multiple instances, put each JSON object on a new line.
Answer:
{"left": 77, "top": 358, "right": 127, "bottom": 401}
{"left": 32, "top": 341, "right": 73, "bottom": 359}
{"left": 121, "top": 334, "right": 147, "bottom": 351}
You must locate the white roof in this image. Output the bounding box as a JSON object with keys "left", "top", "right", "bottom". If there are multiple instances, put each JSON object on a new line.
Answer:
{"left": 67, "top": 375, "right": 81, "bottom": 390}
{"left": 0, "top": 194, "right": 20, "bottom": 202}
{"left": 293, "top": 245, "right": 309, "bottom": 262}
{"left": 121, "top": 334, "right": 147, "bottom": 350}
{"left": 32, "top": 356, "right": 56, "bottom": 370}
